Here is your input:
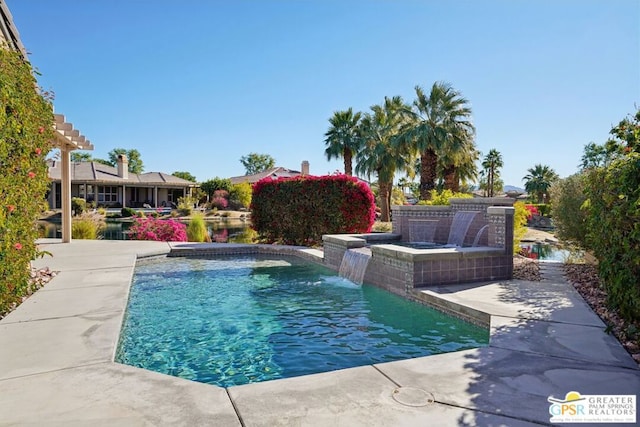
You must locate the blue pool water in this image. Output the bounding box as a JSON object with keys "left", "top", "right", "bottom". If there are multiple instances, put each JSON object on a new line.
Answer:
{"left": 116, "top": 255, "right": 488, "bottom": 387}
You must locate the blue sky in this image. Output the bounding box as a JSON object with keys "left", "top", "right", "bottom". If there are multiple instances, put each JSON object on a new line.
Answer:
{"left": 7, "top": 0, "right": 639, "bottom": 186}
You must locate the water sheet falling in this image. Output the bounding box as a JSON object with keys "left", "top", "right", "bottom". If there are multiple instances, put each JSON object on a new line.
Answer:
{"left": 447, "top": 211, "right": 479, "bottom": 247}
{"left": 338, "top": 248, "right": 372, "bottom": 285}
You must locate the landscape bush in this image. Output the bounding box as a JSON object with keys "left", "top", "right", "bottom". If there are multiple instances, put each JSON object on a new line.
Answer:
{"left": 186, "top": 213, "right": 210, "bottom": 242}
{"left": 71, "top": 197, "right": 87, "bottom": 216}
{"left": 583, "top": 152, "right": 640, "bottom": 321}
{"left": 549, "top": 173, "right": 589, "bottom": 248}
{"left": 121, "top": 207, "right": 137, "bottom": 217}
{"left": 416, "top": 189, "right": 472, "bottom": 206}
{"left": 0, "top": 47, "right": 55, "bottom": 315}
{"left": 251, "top": 174, "right": 375, "bottom": 246}
{"left": 570, "top": 110, "right": 640, "bottom": 321}
{"left": 229, "top": 181, "right": 252, "bottom": 209}
{"left": 71, "top": 213, "right": 105, "bottom": 239}
{"left": 513, "top": 201, "right": 529, "bottom": 254}
{"left": 177, "top": 196, "right": 195, "bottom": 216}
{"left": 128, "top": 217, "right": 187, "bottom": 242}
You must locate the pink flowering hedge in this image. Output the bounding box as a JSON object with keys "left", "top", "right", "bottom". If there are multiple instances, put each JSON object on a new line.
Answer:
{"left": 128, "top": 217, "right": 187, "bottom": 241}
{"left": 251, "top": 174, "right": 376, "bottom": 246}
{"left": 0, "top": 48, "right": 54, "bottom": 315}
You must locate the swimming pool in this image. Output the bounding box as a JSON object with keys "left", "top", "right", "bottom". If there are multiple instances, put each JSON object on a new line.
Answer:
{"left": 116, "top": 255, "right": 488, "bottom": 387}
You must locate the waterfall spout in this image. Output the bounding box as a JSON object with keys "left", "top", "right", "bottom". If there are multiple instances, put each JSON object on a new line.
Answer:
{"left": 447, "top": 211, "right": 479, "bottom": 247}
{"left": 338, "top": 248, "right": 371, "bottom": 285}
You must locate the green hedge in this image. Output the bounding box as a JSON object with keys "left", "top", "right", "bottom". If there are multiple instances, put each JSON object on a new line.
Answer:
{"left": 0, "top": 48, "right": 55, "bottom": 315}
{"left": 251, "top": 175, "right": 375, "bottom": 245}
{"left": 584, "top": 153, "right": 640, "bottom": 321}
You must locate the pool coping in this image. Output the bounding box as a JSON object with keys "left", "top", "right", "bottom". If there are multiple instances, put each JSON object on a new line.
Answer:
{"left": 1, "top": 239, "right": 638, "bottom": 426}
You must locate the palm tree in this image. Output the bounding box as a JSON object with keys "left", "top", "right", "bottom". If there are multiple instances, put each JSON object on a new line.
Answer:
{"left": 324, "top": 108, "right": 362, "bottom": 176}
{"left": 523, "top": 164, "right": 559, "bottom": 203}
{"left": 439, "top": 135, "right": 479, "bottom": 192}
{"left": 397, "top": 82, "right": 476, "bottom": 200}
{"left": 481, "top": 149, "right": 503, "bottom": 197}
{"left": 356, "top": 96, "right": 413, "bottom": 221}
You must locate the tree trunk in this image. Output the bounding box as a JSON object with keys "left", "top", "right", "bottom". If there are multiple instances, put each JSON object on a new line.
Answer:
{"left": 488, "top": 168, "right": 494, "bottom": 197}
{"left": 420, "top": 149, "right": 438, "bottom": 200}
{"left": 442, "top": 164, "right": 458, "bottom": 192}
{"left": 378, "top": 180, "right": 391, "bottom": 222}
{"left": 343, "top": 148, "right": 353, "bottom": 176}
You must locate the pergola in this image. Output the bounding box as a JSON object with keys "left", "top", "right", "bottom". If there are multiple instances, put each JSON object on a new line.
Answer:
{"left": 52, "top": 113, "right": 94, "bottom": 242}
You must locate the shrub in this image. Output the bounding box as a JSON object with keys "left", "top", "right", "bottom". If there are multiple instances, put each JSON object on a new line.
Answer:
{"left": 549, "top": 173, "right": 589, "bottom": 248}
{"left": 210, "top": 196, "right": 228, "bottom": 210}
{"left": 186, "top": 213, "right": 210, "bottom": 242}
{"left": 530, "top": 203, "right": 551, "bottom": 217}
{"left": 583, "top": 152, "right": 640, "bottom": 321}
{"left": 71, "top": 213, "right": 105, "bottom": 239}
{"left": 416, "top": 189, "right": 472, "bottom": 205}
{"left": 121, "top": 207, "right": 137, "bottom": 217}
{"left": 128, "top": 217, "right": 187, "bottom": 242}
{"left": 513, "top": 201, "right": 529, "bottom": 254}
{"left": 71, "top": 197, "right": 87, "bottom": 216}
{"left": 251, "top": 174, "right": 375, "bottom": 245}
{"left": 0, "top": 48, "right": 54, "bottom": 315}
{"left": 229, "top": 182, "right": 252, "bottom": 209}
{"left": 177, "top": 196, "right": 195, "bottom": 216}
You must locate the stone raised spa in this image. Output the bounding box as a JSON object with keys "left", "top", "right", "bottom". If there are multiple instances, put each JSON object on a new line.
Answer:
{"left": 323, "top": 198, "right": 515, "bottom": 296}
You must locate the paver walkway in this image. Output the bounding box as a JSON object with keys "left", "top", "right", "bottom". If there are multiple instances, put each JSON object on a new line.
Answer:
{"left": 0, "top": 239, "right": 638, "bottom": 426}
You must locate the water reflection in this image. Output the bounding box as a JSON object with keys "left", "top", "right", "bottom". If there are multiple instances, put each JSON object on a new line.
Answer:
{"left": 37, "top": 220, "right": 254, "bottom": 243}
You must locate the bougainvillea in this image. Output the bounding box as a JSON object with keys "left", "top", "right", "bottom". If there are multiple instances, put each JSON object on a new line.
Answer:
{"left": 128, "top": 217, "right": 187, "bottom": 242}
{"left": 251, "top": 174, "right": 376, "bottom": 246}
{"left": 0, "top": 48, "right": 55, "bottom": 315}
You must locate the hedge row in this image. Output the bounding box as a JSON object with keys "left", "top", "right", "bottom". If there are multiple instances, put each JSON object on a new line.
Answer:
{"left": 251, "top": 174, "right": 376, "bottom": 245}
{"left": 0, "top": 48, "right": 55, "bottom": 315}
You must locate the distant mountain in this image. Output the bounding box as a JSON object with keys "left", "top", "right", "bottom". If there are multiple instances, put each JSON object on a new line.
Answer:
{"left": 504, "top": 185, "right": 525, "bottom": 193}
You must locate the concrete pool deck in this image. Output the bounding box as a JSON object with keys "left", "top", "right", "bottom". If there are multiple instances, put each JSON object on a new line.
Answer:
{"left": 0, "top": 240, "right": 638, "bottom": 426}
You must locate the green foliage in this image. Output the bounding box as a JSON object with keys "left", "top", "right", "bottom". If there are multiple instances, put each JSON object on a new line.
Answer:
{"left": 177, "top": 196, "right": 196, "bottom": 216}
{"left": 584, "top": 152, "right": 640, "bottom": 321}
{"left": 416, "top": 189, "right": 472, "bottom": 205}
{"left": 523, "top": 164, "right": 559, "bottom": 204}
{"left": 200, "top": 177, "right": 232, "bottom": 198}
{"left": 171, "top": 171, "right": 197, "bottom": 182}
{"left": 70, "top": 151, "right": 92, "bottom": 162}
{"left": 71, "top": 197, "right": 87, "bottom": 216}
{"left": 121, "top": 207, "right": 137, "bottom": 217}
{"left": 186, "top": 213, "right": 210, "bottom": 242}
{"left": 550, "top": 174, "right": 589, "bottom": 248}
{"left": 240, "top": 152, "right": 276, "bottom": 175}
{"left": 391, "top": 187, "right": 405, "bottom": 206}
{"left": 251, "top": 175, "right": 376, "bottom": 246}
{"left": 71, "top": 213, "right": 105, "bottom": 239}
{"left": 229, "top": 181, "right": 252, "bottom": 209}
{"left": 0, "top": 48, "right": 55, "bottom": 315}
{"left": 107, "top": 148, "right": 144, "bottom": 174}
{"left": 513, "top": 201, "right": 528, "bottom": 254}
{"left": 324, "top": 108, "right": 362, "bottom": 176}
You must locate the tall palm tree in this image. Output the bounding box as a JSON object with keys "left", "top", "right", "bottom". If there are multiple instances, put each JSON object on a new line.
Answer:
{"left": 396, "top": 82, "right": 476, "bottom": 200}
{"left": 439, "top": 135, "right": 479, "bottom": 192}
{"left": 324, "top": 108, "right": 362, "bottom": 176}
{"left": 356, "top": 96, "right": 413, "bottom": 221}
{"left": 481, "top": 149, "right": 503, "bottom": 197}
{"left": 523, "top": 164, "right": 559, "bottom": 203}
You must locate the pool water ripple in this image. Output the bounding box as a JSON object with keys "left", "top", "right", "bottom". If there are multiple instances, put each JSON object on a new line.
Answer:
{"left": 116, "top": 255, "right": 488, "bottom": 387}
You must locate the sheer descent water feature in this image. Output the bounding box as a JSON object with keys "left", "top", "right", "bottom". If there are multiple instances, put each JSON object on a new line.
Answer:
{"left": 325, "top": 198, "right": 515, "bottom": 298}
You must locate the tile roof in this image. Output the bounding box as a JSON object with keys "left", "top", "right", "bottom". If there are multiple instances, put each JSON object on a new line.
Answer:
{"left": 229, "top": 167, "right": 301, "bottom": 185}
{"left": 47, "top": 161, "right": 197, "bottom": 186}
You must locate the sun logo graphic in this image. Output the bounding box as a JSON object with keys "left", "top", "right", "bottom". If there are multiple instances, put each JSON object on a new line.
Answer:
{"left": 548, "top": 391, "right": 636, "bottom": 423}
{"left": 548, "top": 391, "right": 586, "bottom": 418}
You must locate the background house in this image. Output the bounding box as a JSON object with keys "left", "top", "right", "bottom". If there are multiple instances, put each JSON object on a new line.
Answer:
{"left": 230, "top": 161, "right": 310, "bottom": 185}
{"left": 47, "top": 155, "right": 197, "bottom": 209}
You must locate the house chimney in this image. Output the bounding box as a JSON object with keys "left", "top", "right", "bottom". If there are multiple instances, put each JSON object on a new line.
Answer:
{"left": 301, "top": 160, "right": 309, "bottom": 176}
{"left": 117, "top": 154, "right": 128, "bottom": 179}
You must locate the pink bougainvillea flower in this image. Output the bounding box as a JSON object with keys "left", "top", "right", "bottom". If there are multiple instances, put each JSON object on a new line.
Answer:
{"left": 28, "top": 171, "right": 36, "bottom": 178}
{"left": 35, "top": 148, "right": 42, "bottom": 155}
{"left": 8, "top": 205, "right": 15, "bottom": 212}
{"left": 38, "top": 126, "right": 45, "bottom": 134}
{"left": 14, "top": 243, "right": 22, "bottom": 250}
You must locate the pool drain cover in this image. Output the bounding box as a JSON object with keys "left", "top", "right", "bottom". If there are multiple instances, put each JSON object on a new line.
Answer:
{"left": 392, "top": 387, "right": 435, "bottom": 407}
